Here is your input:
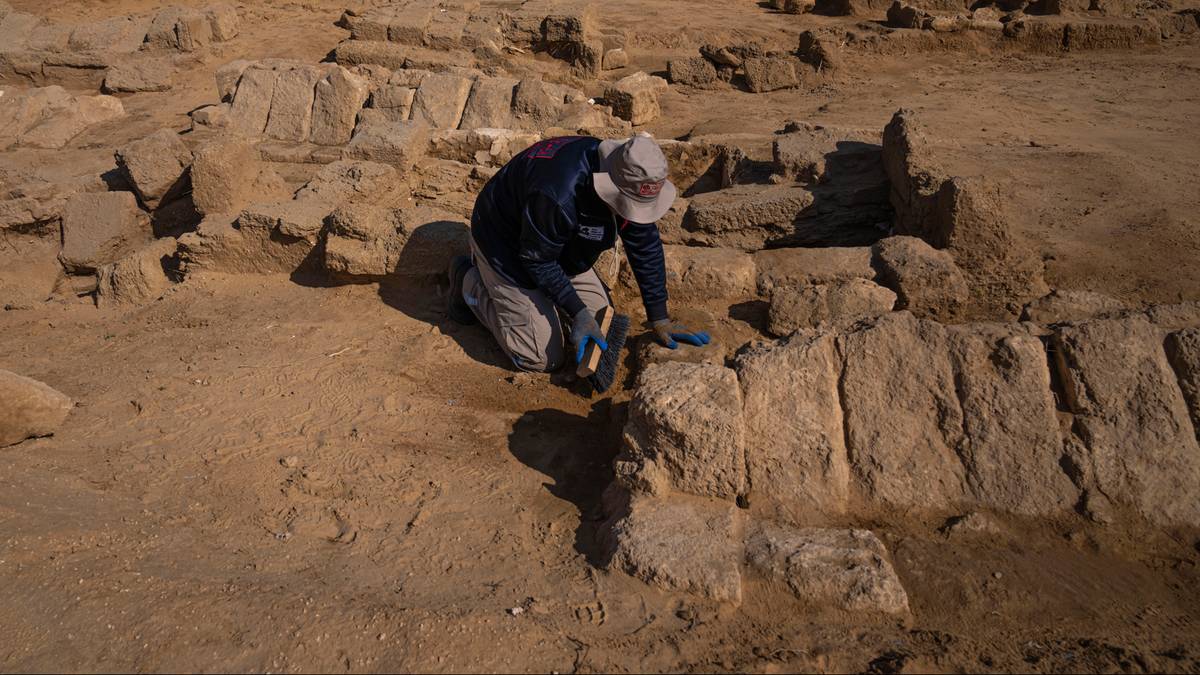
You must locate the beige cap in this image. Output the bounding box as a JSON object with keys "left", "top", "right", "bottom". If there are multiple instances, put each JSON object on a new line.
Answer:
{"left": 593, "top": 134, "right": 677, "bottom": 223}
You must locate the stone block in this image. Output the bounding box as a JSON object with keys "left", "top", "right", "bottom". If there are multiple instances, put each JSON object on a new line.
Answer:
{"left": 191, "top": 136, "right": 287, "bottom": 217}
{"left": 0, "top": 370, "right": 73, "bottom": 448}
{"left": 947, "top": 323, "right": 1077, "bottom": 516}
{"left": 746, "top": 525, "right": 909, "bottom": 614}
{"left": 458, "top": 76, "right": 517, "bottom": 129}
{"left": 660, "top": 245, "right": 756, "bottom": 300}
{"left": 58, "top": 191, "right": 148, "bottom": 273}
{"left": 603, "top": 47, "right": 628, "bottom": 70}
{"left": 767, "top": 278, "right": 895, "bottom": 335}
{"left": 264, "top": 65, "right": 323, "bottom": 142}
{"left": 68, "top": 15, "right": 150, "bottom": 54}
{"left": 683, "top": 185, "right": 816, "bottom": 251}
{"left": 743, "top": 56, "right": 800, "bottom": 93}
{"left": 370, "top": 85, "right": 416, "bottom": 120}
{"left": 736, "top": 331, "right": 849, "bottom": 521}
{"left": 838, "top": 312, "right": 966, "bottom": 511}
{"left": 8, "top": 91, "right": 125, "bottom": 151}
{"left": 103, "top": 57, "right": 176, "bottom": 93}
{"left": 96, "top": 237, "right": 178, "bottom": 307}
{"left": 228, "top": 65, "right": 278, "bottom": 135}
{"left": 618, "top": 362, "right": 746, "bottom": 500}
{"left": 115, "top": 129, "right": 193, "bottom": 209}
{"left": 346, "top": 114, "right": 429, "bottom": 170}
{"left": 1053, "top": 316, "right": 1200, "bottom": 526}
{"left": 206, "top": 3, "right": 240, "bottom": 41}
{"left": 604, "top": 493, "right": 744, "bottom": 603}
{"left": 215, "top": 59, "right": 252, "bottom": 102}
{"left": 310, "top": 67, "right": 370, "bottom": 146}
{"left": 798, "top": 30, "right": 841, "bottom": 71}
{"left": 294, "top": 159, "right": 400, "bottom": 204}
{"left": 391, "top": 207, "right": 471, "bottom": 276}
{"left": 1166, "top": 328, "right": 1200, "bottom": 434}
{"left": 323, "top": 204, "right": 404, "bottom": 277}
{"left": 604, "top": 71, "right": 667, "bottom": 126}
{"left": 410, "top": 72, "right": 473, "bottom": 129}
{"left": 1021, "top": 289, "right": 1128, "bottom": 324}
{"left": 239, "top": 200, "right": 329, "bottom": 244}
{"left": 754, "top": 247, "right": 877, "bottom": 294}
{"left": 145, "top": 7, "right": 212, "bottom": 52}
{"left": 668, "top": 56, "right": 720, "bottom": 88}
{"left": 872, "top": 235, "right": 968, "bottom": 322}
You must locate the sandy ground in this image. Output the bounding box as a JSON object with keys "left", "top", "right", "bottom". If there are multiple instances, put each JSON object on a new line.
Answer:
{"left": 2, "top": 0, "right": 1200, "bottom": 672}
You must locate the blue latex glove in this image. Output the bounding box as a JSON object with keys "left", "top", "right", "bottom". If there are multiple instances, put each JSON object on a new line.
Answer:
{"left": 651, "top": 319, "right": 711, "bottom": 350}
{"left": 571, "top": 308, "right": 609, "bottom": 363}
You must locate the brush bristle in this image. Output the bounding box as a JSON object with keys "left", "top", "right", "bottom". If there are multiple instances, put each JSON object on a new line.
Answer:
{"left": 587, "top": 312, "right": 630, "bottom": 393}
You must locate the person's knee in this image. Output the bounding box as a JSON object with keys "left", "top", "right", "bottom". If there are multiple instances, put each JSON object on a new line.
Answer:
{"left": 502, "top": 323, "right": 565, "bottom": 373}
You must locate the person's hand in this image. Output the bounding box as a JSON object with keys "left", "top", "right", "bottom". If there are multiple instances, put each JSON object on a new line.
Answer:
{"left": 651, "top": 319, "right": 711, "bottom": 349}
{"left": 571, "top": 308, "right": 609, "bottom": 363}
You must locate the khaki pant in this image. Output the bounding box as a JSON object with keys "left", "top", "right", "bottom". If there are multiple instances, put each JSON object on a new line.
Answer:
{"left": 463, "top": 238, "right": 611, "bottom": 372}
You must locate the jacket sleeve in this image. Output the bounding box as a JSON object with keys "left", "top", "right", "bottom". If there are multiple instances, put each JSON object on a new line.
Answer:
{"left": 517, "top": 193, "right": 588, "bottom": 317}
{"left": 619, "top": 220, "right": 669, "bottom": 323}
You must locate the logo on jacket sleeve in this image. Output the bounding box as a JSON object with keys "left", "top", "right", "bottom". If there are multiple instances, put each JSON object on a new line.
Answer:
{"left": 579, "top": 225, "right": 604, "bottom": 241}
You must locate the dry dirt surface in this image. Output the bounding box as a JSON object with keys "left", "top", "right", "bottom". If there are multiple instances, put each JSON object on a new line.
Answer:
{"left": 2, "top": 0, "right": 1200, "bottom": 672}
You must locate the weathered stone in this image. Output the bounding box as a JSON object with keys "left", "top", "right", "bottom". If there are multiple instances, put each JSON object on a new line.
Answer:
{"left": 115, "top": 129, "right": 193, "bottom": 209}
{"left": 58, "top": 191, "right": 148, "bottom": 273}
{"left": 264, "top": 65, "right": 323, "bottom": 142}
{"left": 0, "top": 11, "right": 42, "bottom": 52}
{"left": 668, "top": 56, "right": 720, "bottom": 88}
{"left": 798, "top": 30, "right": 841, "bottom": 71}
{"left": 205, "top": 3, "right": 240, "bottom": 41}
{"left": 511, "top": 78, "right": 569, "bottom": 129}
{"left": 68, "top": 15, "right": 150, "bottom": 54}
{"left": 746, "top": 525, "right": 909, "bottom": 614}
{"left": 743, "top": 56, "right": 800, "bottom": 93}
{"left": 391, "top": 206, "right": 470, "bottom": 276}
{"left": 767, "top": 278, "right": 895, "bottom": 335}
{"left": 191, "top": 136, "right": 288, "bottom": 217}
{"left": 310, "top": 67, "right": 370, "bottom": 146}
{"left": 458, "top": 76, "right": 517, "bottom": 129}
{"left": 947, "top": 323, "right": 1077, "bottom": 516}
{"left": 683, "top": 185, "right": 816, "bottom": 251}
{"left": 839, "top": 312, "right": 966, "bottom": 511}
{"left": 0, "top": 88, "right": 125, "bottom": 151}
{"left": 96, "top": 238, "right": 178, "bottom": 307}
{"left": 618, "top": 362, "right": 746, "bottom": 500}
{"left": 872, "top": 235, "right": 968, "bottom": 322}
{"left": 323, "top": 204, "right": 404, "bottom": 277}
{"left": 771, "top": 124, "right": 879, "bottom": 183}
{"left": 190, "top": 103, "right": 230, "bottom": 130}
{"left": 1166, "top": 328, "right": 1200, "bottom": 434}
{"left": 1021, "top": 289, "right": 1128, "bottom": 324}
{"left": 603, "top": 47, "right": 628, "bottom": 70}
{"left": 736, "top": 331, "right": 849, "bottom": 521}
{"left": 145, "top": 7, "right": 212, "bottom": 52}
{"left": 239, "top": 200, "right": 329, "bottom": 244}
{"left": 410, "top": 72, "right": 473, "bottom": 129}
{"left": 1053, "top": 316, "right": 1200, "bottom": 526}
{"left": 426, "top": 128, "right": 539, "bottom": 166}
{"left": 887, "top": 1, "right": 929, "bottom": 28}
{"left": 346, "top": 114, "right": 429, "bottom": 170}
{"left": 754, "top": 246, "right": 876, "bottom": 294}
{"left": 228, "top": 65, "right": 278, "bottom": 135}
{"left": 177, "top": 213, "right": 311, "bottom": 275}
{"left": 636, "top": 339, "right": 727, "bottom": 370}
{"left": 294, "top": 160, "right": 400, "bottom": 204}
{"left": 0, "top": 370, "right": 73, "bottom": 448}
{"left": 659, "top": 245, "right": 756, "bottom": 300}
{"left": 604, "top": 493, "right": 744, "bottom": 603}
{"left": 215, "top": 59, "right": 252, "bottom": 102}
{"left": 103, "top": 57, "right": 175, "bottom": 93}
{"left": 385, "top": 6, "right": 435, "bottom": 45}
{"left": 604, "top": 71, "right": 667, "bottom": 126}
{"left": 370, "top": 85, "right": 416, "bottom": 121}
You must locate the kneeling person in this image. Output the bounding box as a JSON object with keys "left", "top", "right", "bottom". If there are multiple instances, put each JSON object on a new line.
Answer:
{"left": 448, "top": 134, "right": 709, "bottom": 372}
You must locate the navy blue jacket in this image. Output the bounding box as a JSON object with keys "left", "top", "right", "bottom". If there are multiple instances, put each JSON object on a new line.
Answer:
{"left": 470, "top": 136, "right": 669, "bottom": 323}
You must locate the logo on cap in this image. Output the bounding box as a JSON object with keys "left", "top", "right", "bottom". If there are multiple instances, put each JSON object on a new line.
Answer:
{"left": 637, "top": 180, "right": 665, "bottom": 198}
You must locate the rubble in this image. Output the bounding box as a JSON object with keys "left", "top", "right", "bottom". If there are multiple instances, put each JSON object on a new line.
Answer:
{"left": 767, "top": 278, "right": 896, "bottom": 335}
{"left": 618, "top": 362, "right": 746, "bottom": 500}
{"left": 115, "top": 129, "right": 193, "bottom": 210}
{"left": 0, "top": 369, "right": 73, "bottom": 448}
{"left": 604, "top": 72, "right": 667, "bottom": 126}
{"left": 745, "top": 525, "right": 910, "bottom": 615}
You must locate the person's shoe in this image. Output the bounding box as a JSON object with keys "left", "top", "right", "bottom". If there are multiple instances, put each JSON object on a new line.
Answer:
{"left": 447, "top": 255, "right": 478, "bottom": 325}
